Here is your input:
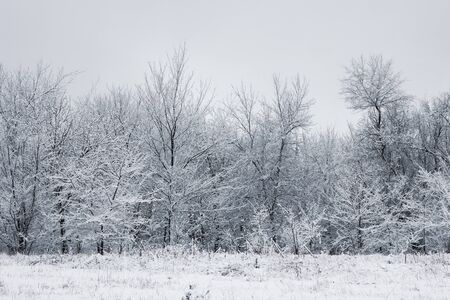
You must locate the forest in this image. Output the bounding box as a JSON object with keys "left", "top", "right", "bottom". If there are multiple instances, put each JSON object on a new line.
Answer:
{"left": 0, "top": 48, "right": 449, "bottom": 256}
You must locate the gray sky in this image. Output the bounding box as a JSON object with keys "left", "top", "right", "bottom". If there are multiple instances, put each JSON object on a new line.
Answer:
{"left": 1, "top": 0, "right": 450, "bottom": 131}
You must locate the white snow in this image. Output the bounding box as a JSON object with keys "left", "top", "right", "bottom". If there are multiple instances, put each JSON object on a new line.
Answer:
{"left": 0, "top": 252, "right": 449, "bottom": 299}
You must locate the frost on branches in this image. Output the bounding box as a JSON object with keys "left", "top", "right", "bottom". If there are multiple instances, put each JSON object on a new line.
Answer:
{"left": 0, "top": 50, "right": 449, "bottom": 255}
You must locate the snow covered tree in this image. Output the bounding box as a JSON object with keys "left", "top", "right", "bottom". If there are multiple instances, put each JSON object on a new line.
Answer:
{"left": 0, "top": 50, "right": 448, "bottom": 256}
{"left": 418, "top": 168, "right": 450, "bottom": 252}
{"left": 227, "top": 75, "right": 313, "bottom": 251}
{"left": 65, "top": 88, "right": 143, "bottom": 254}
{"left": 138, "top": 47, "right": 217, "bottom": 247}
{"left": 0, "top": 64, "right": 72, "bottom": 253}
{"left": 341, "top": 55, "right": 411, "bottom": 176}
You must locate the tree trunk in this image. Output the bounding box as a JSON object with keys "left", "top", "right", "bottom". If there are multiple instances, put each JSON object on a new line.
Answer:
{"left": 75, "top": 235, "right": 82, "bottom": 254}
{"left": 166, "top": 210, "right": 173, "bottom": 246}
{"left": 17, "top": 202, "right": 28, "bottom": 254}
{"left": 357, "top": 216, "right": 363, "bottom": 252}
{"left": 97, "top": 225, "right": 104, "bottom": 255}
{"left": 58, "top": 199, "right": 69, "bottom": 254}
{"left": 60, "top": 218, "right": 68, "bottom": 254}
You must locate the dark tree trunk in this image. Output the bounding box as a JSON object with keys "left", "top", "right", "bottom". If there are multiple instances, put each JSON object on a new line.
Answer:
{"left": 75, "top": 235, "right": 82, "bottom": 254}
{"left": 16, "top": 202, "right": 28, "bottom": 254}
{"left": 60, "top": 217, "right": 68, "bottom": 254}
{"left": 97, "top": 225, "right": 104, "bottom": 255}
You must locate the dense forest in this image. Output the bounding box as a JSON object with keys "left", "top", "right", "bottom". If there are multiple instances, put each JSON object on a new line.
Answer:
{"left": 0, "top": 49, "right": 449, "bottom": 255}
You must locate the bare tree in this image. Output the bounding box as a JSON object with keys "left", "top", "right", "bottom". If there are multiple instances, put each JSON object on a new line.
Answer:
{"left": 227, "top": 75, "right": 312, "bottom": 249}
{"left": 0, "top": 64, "right": 71, "bottom": 253}
{"left": 341, "top": 55, "right": 410, "bottom": 170}
{"left": 138, "top": 47, "right": 214, "bottom": 246}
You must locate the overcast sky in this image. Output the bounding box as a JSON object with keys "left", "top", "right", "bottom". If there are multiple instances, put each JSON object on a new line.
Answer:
{"left": 1, "top": 0, "right": 450, "bottom": 131}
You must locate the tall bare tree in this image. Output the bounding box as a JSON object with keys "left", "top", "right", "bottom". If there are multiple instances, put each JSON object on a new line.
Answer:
{"left": 138, "top": 47, "right": 214, "bottom": 246}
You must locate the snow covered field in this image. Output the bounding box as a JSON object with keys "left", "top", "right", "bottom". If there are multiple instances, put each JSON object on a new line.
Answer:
{"left": 0, "top": 252, "right": 449, "bottom": 299}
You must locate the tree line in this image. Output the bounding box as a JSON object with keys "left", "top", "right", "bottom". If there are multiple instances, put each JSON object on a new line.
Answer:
{"left": 0, "top": 49, "right": 449, "bottom": 255}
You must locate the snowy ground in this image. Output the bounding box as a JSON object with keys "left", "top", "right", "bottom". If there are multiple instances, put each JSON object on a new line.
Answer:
{"left": 0, "top": 251, "right": 449, "bottom": 299}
